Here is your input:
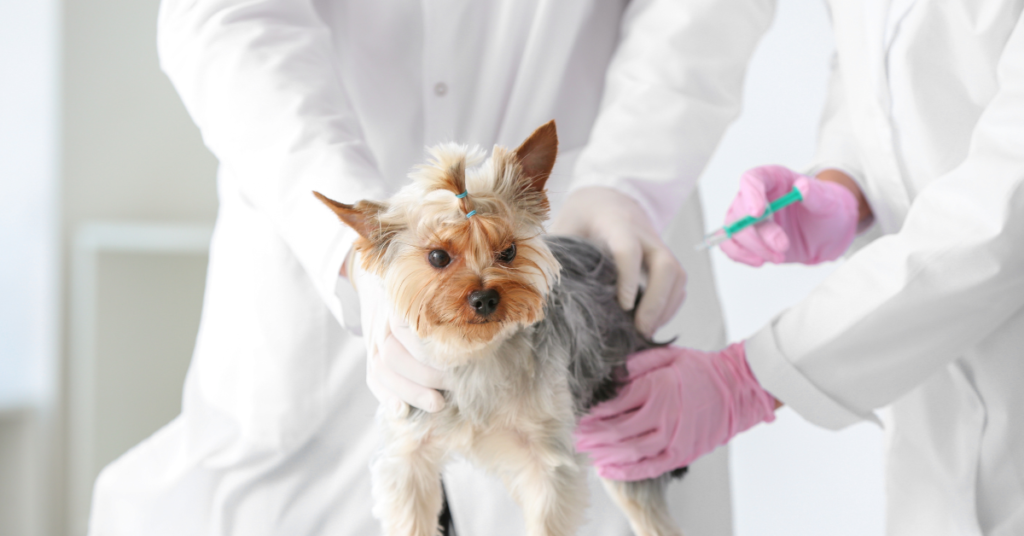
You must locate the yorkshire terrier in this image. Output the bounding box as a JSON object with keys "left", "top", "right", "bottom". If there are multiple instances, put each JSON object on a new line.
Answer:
{"left": 315, "top": 121, "right": 685, "bottom": 536}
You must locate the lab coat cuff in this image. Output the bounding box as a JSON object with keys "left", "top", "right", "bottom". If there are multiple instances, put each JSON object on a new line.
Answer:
{"left": 322, "top": 228, "right": 360, "bottom": 333}
{"left": 746, "top": 326, "right": 882, "bottom": 430}
{"left": 334, "top": 252, "right": 362, "bottom": 337}
{"left": 805, "top": 163, "right": 863, "bottom": 190}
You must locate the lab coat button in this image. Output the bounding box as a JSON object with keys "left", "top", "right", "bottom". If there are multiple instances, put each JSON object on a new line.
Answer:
{"left": 434, "top": 82, "right": 448, "bottom": 96}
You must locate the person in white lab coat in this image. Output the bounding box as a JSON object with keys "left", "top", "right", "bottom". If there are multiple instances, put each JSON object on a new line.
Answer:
{"left": 576, "top": 2, "right": 1024, "bottom": 535}
{"left": 87, "top": 1, "right": 774, "bottom": 535}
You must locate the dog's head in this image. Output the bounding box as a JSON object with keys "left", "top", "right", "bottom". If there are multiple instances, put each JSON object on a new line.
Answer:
{"left": 316, "top": 121, "right": 561, "bottom": 359}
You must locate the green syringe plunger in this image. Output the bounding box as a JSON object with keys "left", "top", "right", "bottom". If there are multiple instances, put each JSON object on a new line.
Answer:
{"left": 696, "top": 186, "right": 804, "bottom": 250}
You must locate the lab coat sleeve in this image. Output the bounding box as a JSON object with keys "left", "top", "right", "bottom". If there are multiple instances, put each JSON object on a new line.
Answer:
{"left": 570, "top": 0, "right": 777, "bottom": 233}
{"left": 156, "top": 0, "right": 386, "bottom": 329}
{"left": 806, "top": 54, "right": 878, "bottom": 242}
{"left": 806, "top": 54, "right": 867, "bottom": 192}
{"left": 746, "top": 13, "right": 1024, "bottom": 429}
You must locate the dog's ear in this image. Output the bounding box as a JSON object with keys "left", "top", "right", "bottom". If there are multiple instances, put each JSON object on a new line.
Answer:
{"left": 513, "top": 120, "right": 558, "bottom": 193}
{"left": 313, "top": 191, "right": 385, "bottom": 241}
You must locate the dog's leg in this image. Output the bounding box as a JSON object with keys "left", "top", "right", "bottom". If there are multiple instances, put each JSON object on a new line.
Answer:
{"left": 472, "top": 426, "right": 588, "bottom": 536}
{"left": 600, "top": 476, "right": 682, "bottom": 536}
{"left": 371, "top": 419, "right": 446, "bottom": 536}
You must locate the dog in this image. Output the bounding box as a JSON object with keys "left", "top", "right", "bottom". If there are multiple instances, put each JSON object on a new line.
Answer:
{"left": 315, "top": 120, "right": 685, "bottom": 536}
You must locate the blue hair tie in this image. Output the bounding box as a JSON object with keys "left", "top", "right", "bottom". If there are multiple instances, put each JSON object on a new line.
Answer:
{"left": 465, "top": 210, "right": 477, "bottom": 218}
{"left": 455, "top": 191, "right": 468, "bottom": 199}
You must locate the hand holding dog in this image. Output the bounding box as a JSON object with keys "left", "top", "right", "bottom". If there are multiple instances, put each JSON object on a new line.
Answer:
{"left": 575, "top": 343, "right": 777, "bottom": 481}
{"left": 552, "top": 187, "right": 687, "bottom": 338}
{"left": 323, "top": 123, "right": 690, "bottom": 535}
{"left": 348, "top": 254, "right": 449, "bottom": 415}
{"left": 721, "top": 166, "right": 862, "bottom": 266}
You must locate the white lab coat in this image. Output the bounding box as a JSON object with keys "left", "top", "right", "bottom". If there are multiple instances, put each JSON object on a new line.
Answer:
{"left": 746, "top": 1, "right": 1024, "bottom": 534}
{"left": 88, "top": 1, "right": 770, "bottom": 535}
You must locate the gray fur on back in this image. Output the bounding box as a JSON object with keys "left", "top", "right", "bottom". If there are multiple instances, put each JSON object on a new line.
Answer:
{"left": 533, "top": 235, "right": 659, "bottom": 415}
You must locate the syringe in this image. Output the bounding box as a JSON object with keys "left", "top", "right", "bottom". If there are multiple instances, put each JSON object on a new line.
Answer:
{"left": 696, "top": 186, "right": 804, "bottom": 250}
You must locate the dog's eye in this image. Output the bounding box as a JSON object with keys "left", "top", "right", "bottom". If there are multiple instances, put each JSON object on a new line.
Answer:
{"left": 497, "top": 243, "right": 516, "bottom": 263}
{"left": 428, "top": 249, "right": 451, "bottom": 268}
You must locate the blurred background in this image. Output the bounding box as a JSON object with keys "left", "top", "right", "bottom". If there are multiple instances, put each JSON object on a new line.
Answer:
{"left": 0, "top": 1, "right": 882, "bottom": 535}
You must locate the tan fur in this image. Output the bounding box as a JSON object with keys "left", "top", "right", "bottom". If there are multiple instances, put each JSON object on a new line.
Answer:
{"left": 316, "top": 121, "right": 681, "bottom": 536}
{"left": 601, "top": 478, "right": 683, "bottom": 536}
{"left": 372, "top": 361, "right": 587, "bottom": 536}
{"left": 317, "top": 122, "right": 561, "bottom": 358}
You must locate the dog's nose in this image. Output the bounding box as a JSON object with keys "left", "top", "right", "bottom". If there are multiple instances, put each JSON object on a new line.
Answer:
{"left": 468, "top": 289, "right": 500, "bottom": 317}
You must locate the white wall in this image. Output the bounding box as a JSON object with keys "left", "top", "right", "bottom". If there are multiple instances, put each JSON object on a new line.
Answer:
{"left": 0, "top": 1, "right": 60, "bottom": 535}
{"left": 59, "top": 1, "right": 218, "bottom": 534}
{"left": 0, "top": 0, "right": 60, "bottom": 410}
{"left": 696, "top": 1, "right": 886, "bottom": 535}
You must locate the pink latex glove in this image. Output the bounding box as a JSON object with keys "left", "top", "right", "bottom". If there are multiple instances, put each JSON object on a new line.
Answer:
{"left": 574, "top": 343, "right": 776, "bottom": 481}
{"left": 720, "top": 165, "right": 859, "bottom": 266}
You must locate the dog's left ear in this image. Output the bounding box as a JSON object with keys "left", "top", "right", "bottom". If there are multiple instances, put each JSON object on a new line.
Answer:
{"left": 314, "top": 192, "right": 403, "bottom": 275}
{"left": 514, "top": 120, "right": 558, "bottom": 193}
{"left": 313, "top": 191, "right": 385, "bottom": 241}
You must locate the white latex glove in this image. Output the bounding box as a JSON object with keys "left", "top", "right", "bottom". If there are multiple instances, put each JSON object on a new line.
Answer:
{"left": 347, "top": 253, "right": 449, "bottom": 415}
{"left": 551, "top": 187, "right": 687, "bottom": 337}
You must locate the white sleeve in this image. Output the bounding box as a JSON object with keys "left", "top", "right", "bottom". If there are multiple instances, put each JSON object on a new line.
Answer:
{"left": 806, "top": 54, "right": 865, "bottom": 186}
{"left": 805, "top": 54, "right": 878, "bottom": 240}
{"left": 747, "top": 13, "right": 1024, "bottom": 429}
{"left": 157, "top": 0, "right": 385, "bottom": 328}
{"left": 571, "top": 0, "right": 777, "bottom": 232}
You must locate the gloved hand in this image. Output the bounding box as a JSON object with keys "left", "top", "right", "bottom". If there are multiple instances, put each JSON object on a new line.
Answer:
{"left": 720, "top": 165, "right": 860, "bottom": 266}
{"left": 574, "top": 343, "right": 777, "bottom": 481}
{"left": 551, "top": 187, "right": 687, "bottom": 337}
{"left": 348, "top": 253, "right": 449, "bottom": 416}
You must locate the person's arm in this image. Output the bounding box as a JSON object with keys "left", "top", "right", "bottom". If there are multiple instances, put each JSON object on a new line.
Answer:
{"left": 575, "top": 343, "right": 778, "bottom": 481}
{"left": 808, "top": 53, "right": 873, "bottom": 224}
{"left": 718, "top": 51, "right": 873, "bottom": 268}
{"left": 554, "top": 0, "right": 777, "bottom": 335}
{"left": 158, "top": 0, "right": 451, "bottom": 413}
{"left": 572, "top": 0, "right": 777, "bottom": 230}
{"left": 747, "top": 12, "right": 1024, "bottom": 429}
{"left": 577, "top": 13, "right": 1024, "bottom": 479}
{"left": 157, "top": 0, "right": 387, "bottom": 328}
